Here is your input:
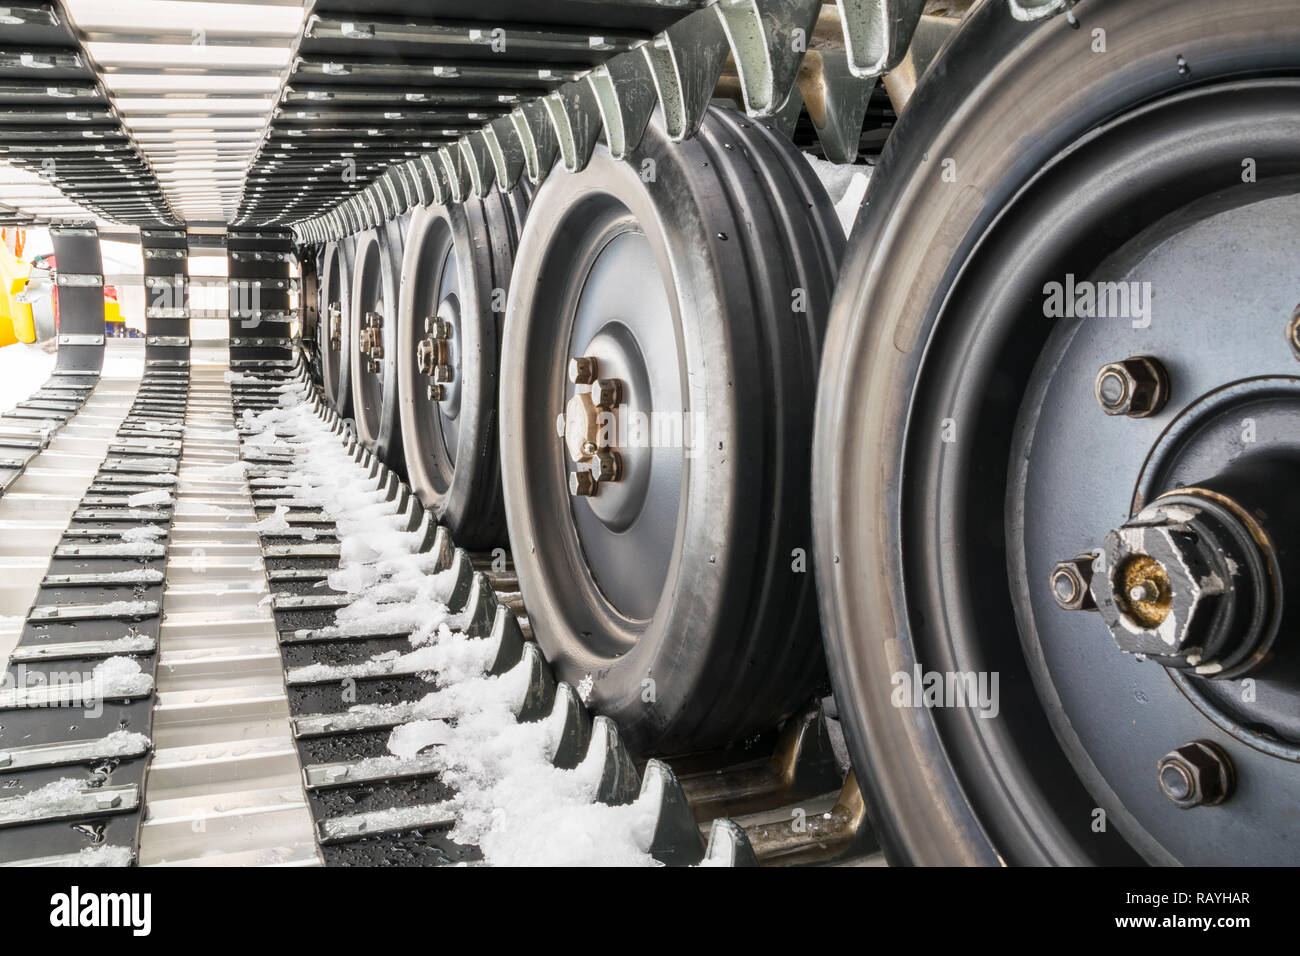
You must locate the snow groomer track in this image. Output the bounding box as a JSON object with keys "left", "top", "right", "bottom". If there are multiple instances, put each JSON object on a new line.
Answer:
{"left": 0, "top": 342, "right": 872, "bottom": 868}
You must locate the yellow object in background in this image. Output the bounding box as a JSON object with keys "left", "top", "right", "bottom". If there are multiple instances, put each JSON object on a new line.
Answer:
{"left": 0, "top": 236, "right": 34, "bottom": 345}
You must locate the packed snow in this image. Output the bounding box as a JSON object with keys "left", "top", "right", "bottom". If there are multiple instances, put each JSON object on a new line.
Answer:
{"left": 803, "top": 152, "right": 873, "bottom": 236}
{"left": 0, "top": 342, "right": 56, "bottom": 414}
{"left": 239, "top": 382, "right": 671, "bottom": 865}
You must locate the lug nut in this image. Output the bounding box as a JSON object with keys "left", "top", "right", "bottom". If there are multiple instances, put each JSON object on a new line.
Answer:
{"left": 569, "top": 469, "right": 597, "bottom": 497}
{"left": 555, "top": 412, "right": 566, "bottom": 438}
{"left": 1095, "top": 356, "right": 1169, "bottom": 418}
{"left": 569, "top": 355, "right": 597, "bottom": 385}
{"left": 427, "top": 383, "right": 445, "bottom": 402}
{"left": 592, "top": 449, "right": 621, "bottom": 483}
{"left": 591, "top": 378, "right": 622, "bottom": 409}
{"left": 1288, "top": 305, "right": 1300, "bottom": 360}
{"left": 433, "top": 364, "right": 453, "bottom": 383}
{"left": 431, "top": 319, "right": 452, "bottom": 341}
{"left": 364, "top": 310, "right": 383, "bottom": 330}
{"left": 1157, "top": 740, "right": 1234, "bottom": 809}
{"left": 1051, "top": 554, "right": 1097, "bottom": 611}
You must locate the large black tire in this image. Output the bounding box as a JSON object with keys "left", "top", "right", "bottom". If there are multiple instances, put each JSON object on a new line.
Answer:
{"left": 501, "top": 107, "right": 843, "bottom": 755}
{"left": 349, "top": 217, "right": 407, "bottom": 473}
{"left": 814, "top": 0, "right": 1300, "bottom": 865}
{"left": 320, "top": 238, "right": 353, "bottom": 417}
{"left": 397, "top": 187, "right": 528, "bottom": 549}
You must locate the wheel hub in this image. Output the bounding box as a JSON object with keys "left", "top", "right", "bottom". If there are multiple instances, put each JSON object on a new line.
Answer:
{"left": 1085, "top": 483, "right": 1281, "bottom": 678}
{"left": 417, "top": 294, "right": 459, "bottom": 404}
{"left": 327, "top": 301, "right": 342, "bottom": 351}
{"left": 358, "top": 307, "right": 384, "bottom": 372}
{"left": 561, "top": 354, "right": 623, "bottom": 497}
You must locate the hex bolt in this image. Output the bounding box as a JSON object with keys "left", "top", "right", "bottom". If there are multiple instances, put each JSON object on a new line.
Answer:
{"left": 1157, "top": 740, "right": 1234, "bottom": 809}
{"left": 1288, "top": 305, "right": 1300, "bottom": 360}
{"left": 433, "top": 364, "right": 453, "bottom": 383}
{"left": 592, "top": 449, "right": 622, "bottom": 483}
{"left": 423, "top": 315, "right": 434, "bottom": 336}
{"left": 591, "top": 378, "right": 622, "bottom": 409}
{"left": 1095, "top": 356, "right": 1169, "bottom": 418}
{"left": 427, "top": 383, "right": 445, "bottom": 402}
{"left": 1129, "top": 579, "right": 1162, "bottom": 604}
{"left": 555, "top": 412, "right": 566, "bottom": 438}
{"left": 569, "top": 469, "right": 597, "bottom": 497}
{"left": 1051, "top": 554, "right": 1097, "bottom": 611}
{"left": 432, "top": 319, "right": 452, "bottom": 341}
{"left": 569, "top": 355, "right": 597, "bottom": 385}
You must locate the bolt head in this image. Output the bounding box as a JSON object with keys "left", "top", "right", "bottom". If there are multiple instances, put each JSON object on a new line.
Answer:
{"left": 433, "top": 364, "right": 453, "bottom": 383}
{"left": 592, "top": 449, "right": 621, "bottom": 483}
{"left": 555, "top": 412, "right": 566, "bottom": 438}
{"left": 1095, "top": 356, "right": 1169, "bottom": 418}
{"left": 569, "top": 469, "right": 597, "bottom": 497}
{"left": 432, "top": 319, "right": 452, "bottom": 341}
{"left": 1050, "top": 554, "right": 1097, "bottom": 611}
{"left": 569, "top": 355, "right": 597, "bottom": 385}
{"left": 590, "top": 378, "right": 621, "bottom": 409}
{"left": 1288, "top": 305, "right": 1300, "bottom": 360}
{"left": 427, "top": 383, "right": 445, "bottom": 402}
{"left": 365, "top": 310, "right": 383, "bottom": 330}
{"left": 1157, "top": 740, "right": 1234, "bottom": 809}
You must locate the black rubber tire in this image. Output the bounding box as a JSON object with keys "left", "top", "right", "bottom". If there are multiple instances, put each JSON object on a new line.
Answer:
{"left": 813, "top": 0, "right": 1300, "bottom": 865}
{"left": 397, "top": 187, "right": 528, "bottom": 549}
{"left": 320, "top": 238, "right": 353, "bottom": 417}
{"left": 349, "top": 217, "right": 407, "bottom": 473}
{"left": 501, "top": 107, "right": 842, "bottom": 755}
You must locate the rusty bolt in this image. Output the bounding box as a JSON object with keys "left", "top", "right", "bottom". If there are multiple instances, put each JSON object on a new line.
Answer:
{"left": 592, "top": 449, "right": 621, "bottom": 483}
{"left": 1051, "top": 553, "right": 1097, "bottom": 611}
{"left": 569, "top": 355, "right": 597, "bottom": 385}
{"left": 1095, "top": 356, "right": 1169, "bottom": 418}
{"left": 569, "top": 469, "right": 597, "bottom": 497}
{"left": 591, "top": 378, "right": 622, "bottom": 409}
{"left": 1157, "top": 740, "right": 1234, "bottom": 809}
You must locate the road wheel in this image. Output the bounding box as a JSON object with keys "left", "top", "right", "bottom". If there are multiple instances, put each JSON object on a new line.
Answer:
{"left": 319, "top": 239, "right": 352, "bottom": 416}
{"left": 814, "top": 0, "right": 1300, "bottom": 865}
{"left": 501, "top": 106, "right": 843, "bottom": 754}
{"left": 349, "top": 218, "right": 407, "bottom": 472}
{"left": 397, "top": 187, "right": 527, "bottom": 548}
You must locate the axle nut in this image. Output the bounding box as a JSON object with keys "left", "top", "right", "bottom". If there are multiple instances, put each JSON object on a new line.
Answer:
{"left": 1095, "top": 356, "right": 1169, "bottom": 418}
{"left": 1157, "top": 740, "right": 1234, "bottom": 809}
